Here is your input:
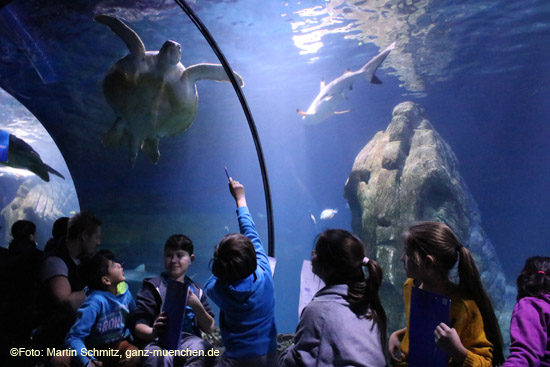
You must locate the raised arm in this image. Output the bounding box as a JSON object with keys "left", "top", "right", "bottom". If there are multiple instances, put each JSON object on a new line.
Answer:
{"left": 228, "top": 178, "right": 270, "bottom": 274}
{"left": 229, "top": 177, "right": 247, "bottom": 208}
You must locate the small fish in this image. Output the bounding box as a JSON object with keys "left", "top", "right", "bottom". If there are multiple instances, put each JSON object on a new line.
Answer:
{"left": 320, "top": 209, "right": 338, "bottom": 220}
{"left": 224, "top": 225, "right": 230, "bottom": 233}
{"left": 309, "top": 211, "right": 317, "bottom": 224}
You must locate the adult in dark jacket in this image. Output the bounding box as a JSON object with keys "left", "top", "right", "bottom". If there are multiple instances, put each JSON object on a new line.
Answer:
{"left": 2, "top": 220, "right": 43, "bottom": 366}
{"left": 36, "top": 212, "right": 102, "bottom": 350}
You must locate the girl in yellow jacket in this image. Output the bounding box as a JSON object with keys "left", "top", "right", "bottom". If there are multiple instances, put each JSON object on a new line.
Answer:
{"left": 389, "top": 221, "right": 504, "bottom": 367}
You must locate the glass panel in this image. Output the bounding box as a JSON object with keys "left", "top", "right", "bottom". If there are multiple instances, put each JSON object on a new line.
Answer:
{"left": 0, "top": 0, "right": 548, "bottom": 349}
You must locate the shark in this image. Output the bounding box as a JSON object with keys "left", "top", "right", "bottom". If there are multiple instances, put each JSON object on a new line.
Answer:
{"left": 297, "top": 42, "right": 396, "bottom": 125}
{"left": 0, "top": 133, "right": 65, "bottom": 182}
{"left": 123, "top": 264, "right": 157, "bottom": 284}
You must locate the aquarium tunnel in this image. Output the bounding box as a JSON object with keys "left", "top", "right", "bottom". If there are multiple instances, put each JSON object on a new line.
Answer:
{"left": 1, "top": 0, "right": 549, "bottom": 346}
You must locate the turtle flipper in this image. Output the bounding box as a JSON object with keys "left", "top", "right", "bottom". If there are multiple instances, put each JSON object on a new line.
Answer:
{"left": 182, "top": 64, "right": 244, "bottom": 87}
{"left": 102, "top": 117, "right": 126, "bottom": 147}
{"left": 141, "top": 138, "right": 160, "bottom": 164}
{"left": 128, "top": 135, "right": 140, "bottom": 167}
{"left": 94, "top": 15, "right": 146, "bottom": 57}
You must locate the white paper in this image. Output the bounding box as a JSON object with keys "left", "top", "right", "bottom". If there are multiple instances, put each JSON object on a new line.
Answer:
{"left": 298, "top": 260, "right": 325, "bottom": 317}
{"left": 268, "top": 256, "right": 276, "bottom": 275}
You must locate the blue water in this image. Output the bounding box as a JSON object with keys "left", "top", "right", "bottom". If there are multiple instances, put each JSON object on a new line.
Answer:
{"left": 0, "top": 0, "right": 549, "bottom": 334}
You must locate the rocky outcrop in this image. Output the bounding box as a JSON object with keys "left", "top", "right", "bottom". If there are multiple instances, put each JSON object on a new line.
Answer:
{"left": 1, "top": 176, "right": 79, "bottom": 248}
{"left": 344, "top": 101, "right": 515, "bottom": 336}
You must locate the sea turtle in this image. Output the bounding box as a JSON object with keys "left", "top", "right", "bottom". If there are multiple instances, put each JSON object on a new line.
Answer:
{"left": 94, "top": 15, "right": 244, "bottom": 165}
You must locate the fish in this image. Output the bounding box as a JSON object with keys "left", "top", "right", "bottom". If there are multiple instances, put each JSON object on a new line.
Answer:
{"left": 320, "top": 209, "right": 338, "bottom": 220}
{"left": 297, "top": 42, "right": 396, "bottom": 125}
{"left": 309, "top": 211, "right": 317, "bottom": 224}
{"left": 0, "top": 133, "right": 65, "bottom": 182}
{"left": 123, "top": 264, "right": 157, "bottom": 283}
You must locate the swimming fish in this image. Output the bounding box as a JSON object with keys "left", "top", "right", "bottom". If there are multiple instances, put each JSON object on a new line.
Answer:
{"left": 297, "top": 42, "right": 396, "bottom": 125}
{"left": 309, "top": 211, "right": 317, "bottom": 224}
{"left": 0, "top": 133, "right": 64, "bottom": 182}
{"left": 320, "top": 209, "right": 338, "bottom": 220}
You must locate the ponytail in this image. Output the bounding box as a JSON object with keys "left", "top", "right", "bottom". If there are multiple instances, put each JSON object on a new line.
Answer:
{"left": 405, "top": 221, "right": 504, "bottom": 366}
{"left": 314, "top": 229, "right": 387, "bottom": 350}
{"left": 457, "top": 246, "right": 504, "bottom": 366}
{"left": 348, "top": 259, "right": 387, "bottom": 349}
{"left": 516, "top": 256, "right": 550, "bottom": 300}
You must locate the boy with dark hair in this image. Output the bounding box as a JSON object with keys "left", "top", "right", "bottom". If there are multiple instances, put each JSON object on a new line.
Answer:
{"left": 133, "top": 234, "right": 216, "bottom": 367}
{"left": 51, "top": 249, "right": 139, "bottom": 367}
{"left": 204, "top": 178, "right": 277, "bottom": 367}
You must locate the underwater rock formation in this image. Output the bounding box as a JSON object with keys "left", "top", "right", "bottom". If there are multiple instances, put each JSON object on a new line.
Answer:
{"left": 1, "top": 176, "right": 78, "bottom": 247}
{"left": 344, "top": 101, "right": 515, "bottom": 335}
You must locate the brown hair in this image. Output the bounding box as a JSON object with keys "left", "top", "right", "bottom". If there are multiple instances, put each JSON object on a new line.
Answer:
{"left": 67, "top": 211, "right": 102, "bottom": 241}
{"left": 404, "top": 221, "right": 504, "bottom": 366}
{"left": 313, "top": 229, "right": 387, "bottom": 349}
{"left": 211, "top": 233, "right": 257, "bottom": 283}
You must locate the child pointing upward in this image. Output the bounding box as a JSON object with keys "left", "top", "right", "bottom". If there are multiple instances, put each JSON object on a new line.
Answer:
{"left": 204, "top": 178, "right": 277, "bottom": 367}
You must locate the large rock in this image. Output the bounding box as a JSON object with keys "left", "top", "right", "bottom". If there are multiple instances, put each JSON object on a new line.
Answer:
{"left": 344, "top": 101, "right": 515, "bottom": 338}
{"left": 1, "top": 176, "right": 79, "bottom": 248}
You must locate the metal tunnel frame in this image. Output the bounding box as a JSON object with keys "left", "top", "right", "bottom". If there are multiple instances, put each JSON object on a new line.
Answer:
{"left": 174, "top": 0, "right": 275, "bottom": 257}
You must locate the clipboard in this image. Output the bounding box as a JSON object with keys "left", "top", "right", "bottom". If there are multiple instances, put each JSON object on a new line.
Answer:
{"left": 408, "top": 286, "right": 451, "bottom": 367}
{"left": 298, "top": 260, "right": 325, "bottom": 316}
{"left": 158, "top": 279, "right": 189, "bottom": 350}
{"left": 0, "top": 130, "right": 9, "bottom": 162}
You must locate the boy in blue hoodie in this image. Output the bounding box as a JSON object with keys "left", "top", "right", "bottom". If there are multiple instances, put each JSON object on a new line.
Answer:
{"left": 52, "top": 249, "right": 139, "bottom": 367}
{"left": 204, "top": 178, "right": 277, "bottom": 367}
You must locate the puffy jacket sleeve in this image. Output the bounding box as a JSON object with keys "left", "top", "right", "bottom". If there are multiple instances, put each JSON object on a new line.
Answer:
{"left": 65, "top": 300, "right": 101, "bottom": 366}
{"left": 502, "top": 297, "right": 548, "bottom": 367}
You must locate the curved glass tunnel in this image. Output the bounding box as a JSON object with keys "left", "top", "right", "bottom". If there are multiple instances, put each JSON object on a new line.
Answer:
{"left": 0, "top": 0, "right": 549, "bottom": 339}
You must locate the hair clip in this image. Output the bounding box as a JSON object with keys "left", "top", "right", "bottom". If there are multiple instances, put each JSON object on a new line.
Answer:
{"left": 538, "top": 271, "right": 546, "bottom": 275}
{"left": 362, "top": 257, "right": 369, "bottom": 266}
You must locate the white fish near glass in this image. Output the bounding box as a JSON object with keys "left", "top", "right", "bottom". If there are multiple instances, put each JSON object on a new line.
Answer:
{"left": 319, "top": 208, "right": 338, "bottom": 220}
{"left": 309, "top": 211, "right": 317, "bottom": 224}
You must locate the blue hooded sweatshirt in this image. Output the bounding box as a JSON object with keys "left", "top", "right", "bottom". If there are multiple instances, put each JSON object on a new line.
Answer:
{"left": 204, "top": 206, "right": 277, "bottom": 358}
{"left": 65, "top": 283, "right": 135, "bottom": 366}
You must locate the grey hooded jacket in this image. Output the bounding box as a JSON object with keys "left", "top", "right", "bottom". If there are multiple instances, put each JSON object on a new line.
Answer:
{"left": 279, "top": 284, "right": 386, "bottom": 367}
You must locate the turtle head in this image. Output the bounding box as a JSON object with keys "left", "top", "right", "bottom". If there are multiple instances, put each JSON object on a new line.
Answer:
{"left": 159, "top": 40, "right": 181, "bottom": 66}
